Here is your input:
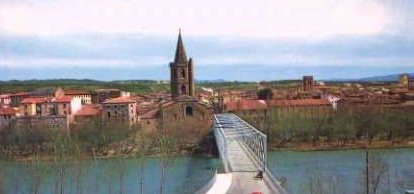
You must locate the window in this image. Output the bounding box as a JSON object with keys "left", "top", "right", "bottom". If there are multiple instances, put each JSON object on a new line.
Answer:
{"left": 181, "top": 85, "right": 186, "bottom": 94}
{"left": 107, "top": 112, "right": 111, "bottom": 118}
{"left": 181, "top": 69, "right": 186, "bottom": 78}
{"left": 185, "top": 106, "right": 193, "bottom": 116}
{"left": 63, "top": 103, "right": 67, "bottom": 108}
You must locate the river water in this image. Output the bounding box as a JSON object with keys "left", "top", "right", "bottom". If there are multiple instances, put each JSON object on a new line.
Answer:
{"left": 1, "top": 149, "right": 413, "bottom": 194}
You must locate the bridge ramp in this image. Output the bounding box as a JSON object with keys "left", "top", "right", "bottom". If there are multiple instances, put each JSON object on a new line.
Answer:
{"left": 214, "top": 113, "right": 287, "bottom": 194}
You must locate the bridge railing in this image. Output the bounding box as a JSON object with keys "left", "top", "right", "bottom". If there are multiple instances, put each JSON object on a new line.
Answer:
{"left": 214, "top": 114, "right": 267, "bottom": 173}
{"left": 214, "top": 115, "right": 230, "bottom": 172}
{"left": 235, "top": 114, "right": 267, "bottom": 173}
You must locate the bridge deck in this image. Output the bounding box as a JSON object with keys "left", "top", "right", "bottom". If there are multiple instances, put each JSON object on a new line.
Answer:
{"left": 214, "top": 113, "right": 287, "bottom": 194}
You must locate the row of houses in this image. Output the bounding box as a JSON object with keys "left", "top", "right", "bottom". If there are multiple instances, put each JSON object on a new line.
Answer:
{"left": 0, "top": 88, "right": 133, "bottom": 130}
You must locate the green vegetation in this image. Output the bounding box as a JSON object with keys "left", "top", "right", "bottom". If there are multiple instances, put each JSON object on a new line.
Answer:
{"left": 241, "top": 106, "right": 414, "bottom": 149}
{"left": 0, "top": 79, "right": 170, "bottom": 94}
{"left": 0, "top": 121, "right": 138, "bottom": 159}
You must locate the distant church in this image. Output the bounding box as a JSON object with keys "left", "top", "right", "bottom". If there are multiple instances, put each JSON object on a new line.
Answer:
{"left": 140, "top": 30, "right": 213, "bottom": 134}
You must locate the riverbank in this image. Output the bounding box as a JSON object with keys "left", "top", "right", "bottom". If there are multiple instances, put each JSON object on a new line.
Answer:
{"left": 268, "top": 140, "right": 414, "bottom": 151}
{"left": 4, "top": 139, "right": 414, "bottom": 162}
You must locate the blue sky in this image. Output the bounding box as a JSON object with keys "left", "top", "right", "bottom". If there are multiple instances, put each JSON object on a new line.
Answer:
{"left": 0, "top": 0, "right": 413, "bottom": 81}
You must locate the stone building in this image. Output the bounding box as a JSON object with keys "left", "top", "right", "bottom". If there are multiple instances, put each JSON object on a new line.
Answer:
{"left": 170, "top": 30, "right": 194, "bottom": 99}
{"left": 10, "top": 92, "right": 29, "bottom": 107}
{"left": 102, "top": 96, "right": 137, "bottom": 126}
{"left": 303, "top": 75, "right": 314, "bottom": 91}
{"left": 0, "top": 106, "right": 16, "bottom": 129}
{"left": 140, "top": 31, "right": 212, "bottom": 134}
{"left": 19, "top": 97, "right": 49, "bottom": 116}
{"left": 16, "top": 96, "right": 81, "bottom": 130}
{"left": 93, "top": 89, "right": 130, "bottom": 103}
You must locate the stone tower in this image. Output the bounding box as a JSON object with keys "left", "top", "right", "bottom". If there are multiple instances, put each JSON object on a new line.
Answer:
{"left": 303, "top": 75, "right": 314, "bottom": 91}
{"left": 170, "top": 30, "right": 194, "bottom": 99}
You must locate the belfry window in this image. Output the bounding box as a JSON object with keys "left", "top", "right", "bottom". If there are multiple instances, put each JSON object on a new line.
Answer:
{"left": 181, "top": 85, "right": 186, "bottom": 94}
{"left": 181, "top": 69, "right": 186, "bottom": 78}
{"left": 185, "top": 106, "right": 193, "bottom": 116}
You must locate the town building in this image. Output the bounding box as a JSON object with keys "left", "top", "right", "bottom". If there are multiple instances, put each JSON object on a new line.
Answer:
{"left": 74, "top": 104, "right": 102, "bottom": 124}
{"left": 0, "top": 94, "right": 11, "bottom": 105}
{"left": 49, "top": 96, "right": 82, "bottom": 117}
{"left": 303, "top": 75, "right": 314, "bottom": 91}
{"left": 102, "top": 96, "right": 137, "bottom": 125}
{"left": 19, "top": 97, "right": 49, "bottom": 116}
{"left": 10, "top": 92, "right": 29, "bottom": 107}
{"left": 65, "top": 90, "right": 92, "bottom": 104}
{"left": 94, "top": 89, "right": 130, "bottom": 103}
{"left": 0, "top": 106, "right": 16, "bottom": 129}
{"left": 16, "top": 96, "right": 81, "bottom": 130}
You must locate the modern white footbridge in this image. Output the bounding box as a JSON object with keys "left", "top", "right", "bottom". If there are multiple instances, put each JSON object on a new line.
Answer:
{"left": 196, "top": 113, "right": 288, "bottom": 194}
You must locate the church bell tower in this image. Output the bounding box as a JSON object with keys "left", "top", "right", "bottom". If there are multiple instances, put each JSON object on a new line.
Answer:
{"left": 170, "top": 30, "right": 194, "bottom": 99}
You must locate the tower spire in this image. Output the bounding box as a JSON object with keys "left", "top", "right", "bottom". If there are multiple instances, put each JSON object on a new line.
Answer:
{"left": 174, "top": 29, "right": 187, "bottom": 64}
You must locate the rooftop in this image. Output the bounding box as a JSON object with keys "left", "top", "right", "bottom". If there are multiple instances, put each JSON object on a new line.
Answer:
{"left": 225, "top": 100, "right": 268, "bottom": 111}
{"left": 52, "top": 96, "right": 73, "bottom": 103}
{"left": 20, "top": 97, "right": 49, "bottom": 104}
{"left": 75, "top": 104, "right": 102, "bottom": 116}
{"left": 102, "top": 96, "right": 136, "bottom": 104}
{"left": 0, "top": 106, "right": 15, "bottom": 115}
{"left": 270, "top": 99, "right": 331, "bottom": 107}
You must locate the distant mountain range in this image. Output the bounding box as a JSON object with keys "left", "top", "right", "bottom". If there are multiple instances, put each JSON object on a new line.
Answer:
{"left": 1, "top": 73, "right": 413, "bottom": 83}
{"left": 352, "top": 73, "right": 414, "bottom": 82}
{"left": 326, "top": 73, "right": 414, "bottom": 82}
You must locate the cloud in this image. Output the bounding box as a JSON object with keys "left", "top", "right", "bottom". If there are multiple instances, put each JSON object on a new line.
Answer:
{"left": 1, "top": 32, "right": 414, "bottom": 69}
{"left": 0, "top": 0, "right": 391, "bottom": 38}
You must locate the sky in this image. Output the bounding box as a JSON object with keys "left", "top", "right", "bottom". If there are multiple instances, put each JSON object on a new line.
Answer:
{"left": 0, "top": 0, "right": 413, "bottom": 81}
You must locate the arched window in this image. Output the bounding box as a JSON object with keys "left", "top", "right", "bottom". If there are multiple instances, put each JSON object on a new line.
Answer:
{"left": 181, "top": 85, "right": 186, "bottom": 94}
{"left": 185, "top": 106, "right": 193, "bottom": 116}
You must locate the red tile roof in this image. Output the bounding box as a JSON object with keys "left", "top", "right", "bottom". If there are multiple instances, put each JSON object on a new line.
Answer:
{"left": 0, "top": 106, "right": 15, "bottom": 115}
{"left": 225, "top": 100, "right": 268, "bottom": 111}
{"left": 102, "top": 96, "right": 136, "bottom": 104}
{"left": 75, "top": 104, "right": 102, "bottom": 116}
{"left": 20, "top": 97, "right": 48, "bottom": 104}
{"left": 270, "top": 99, "right": 331, "bottom": 107}
{"left": 140, "top": 108, "right": 159, "bottom": 119}
{"left": 0, "top": 94, "right": 11, "bottom": 98}
{"left": 53, "top": 96, "right": 73, "bottom": 103}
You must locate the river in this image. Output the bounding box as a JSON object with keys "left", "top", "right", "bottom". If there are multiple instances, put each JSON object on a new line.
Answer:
{"left": 1, "top": 149, "right": 413, "bottom": 194}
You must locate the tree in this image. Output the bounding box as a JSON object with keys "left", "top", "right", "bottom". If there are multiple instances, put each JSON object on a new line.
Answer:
{"left": 154, "top": 129, "right": 178, "bottom": 194}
